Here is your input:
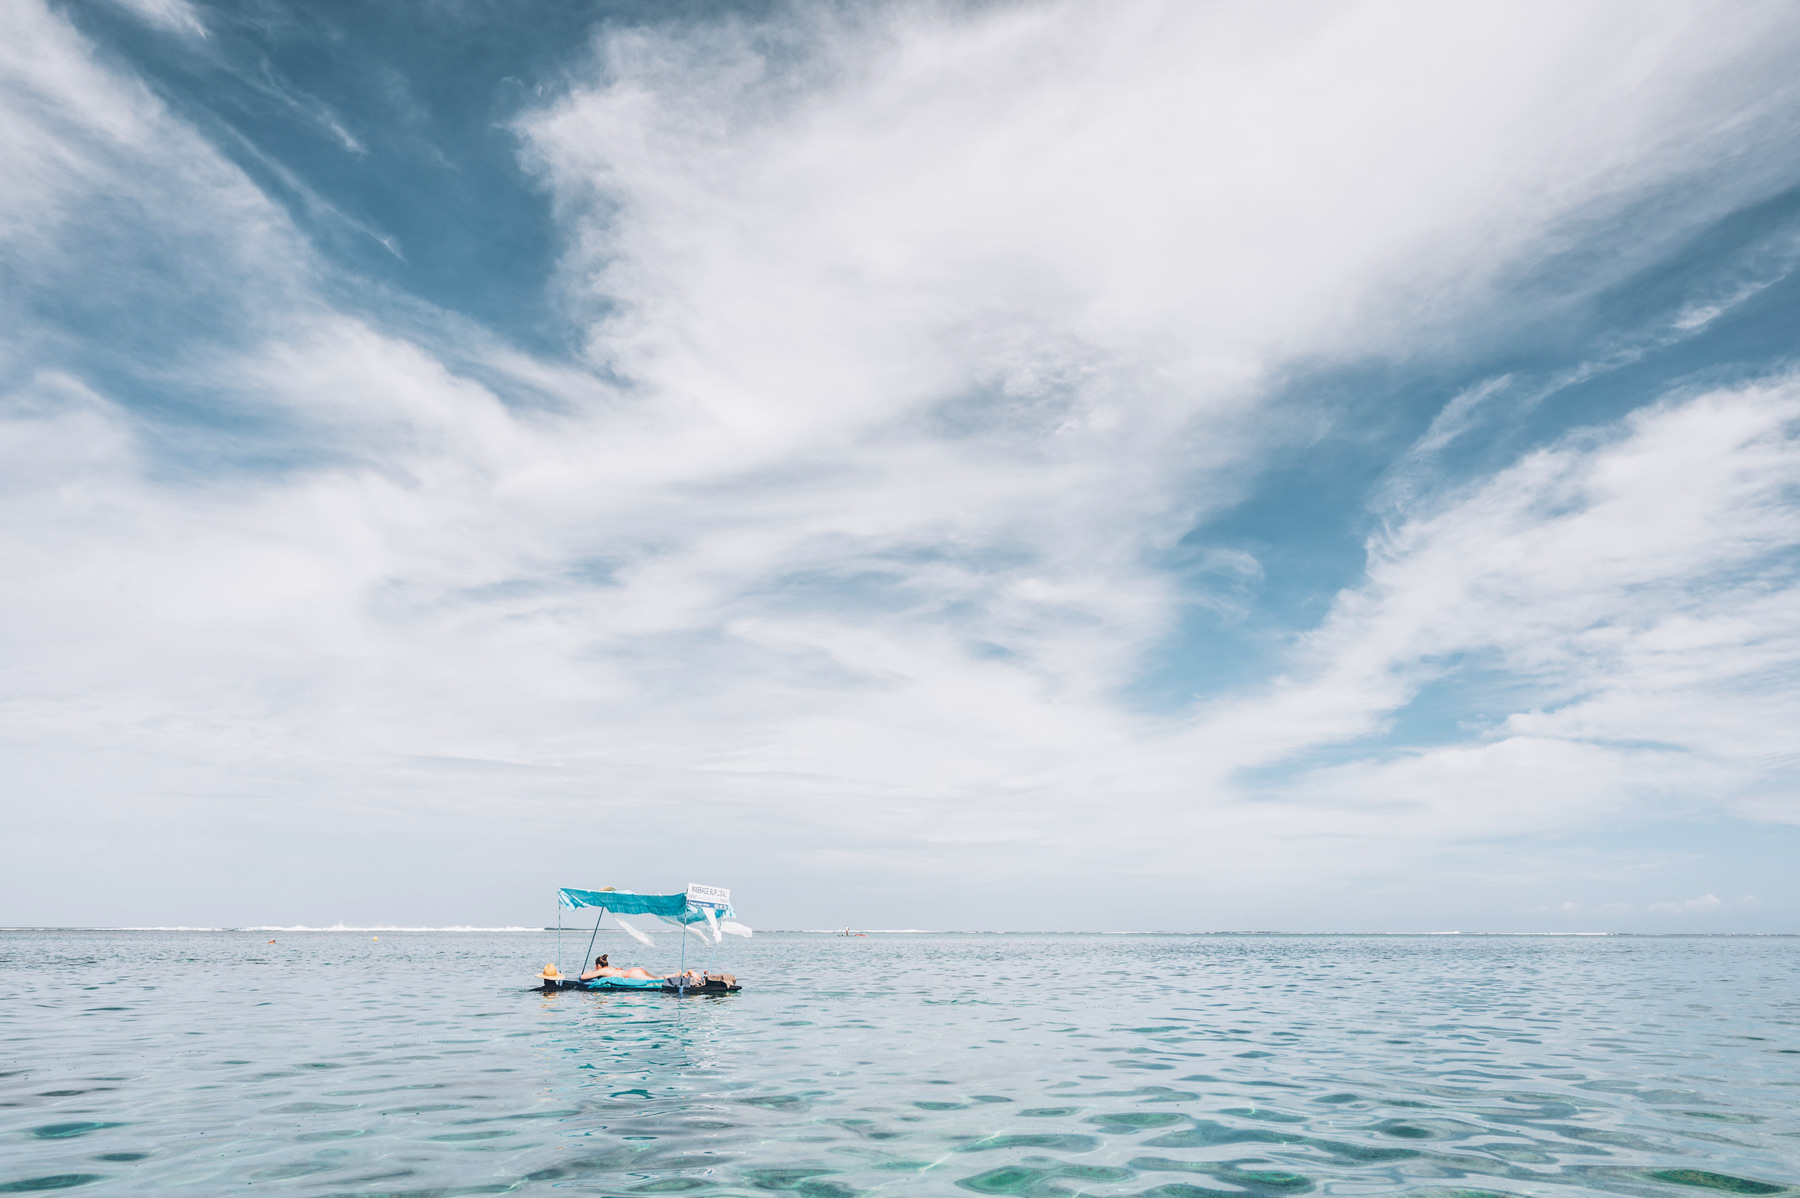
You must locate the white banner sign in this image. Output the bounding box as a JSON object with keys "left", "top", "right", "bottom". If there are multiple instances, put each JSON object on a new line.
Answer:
{"left": 686, "top": 883, "right": 730, "bottom": 908}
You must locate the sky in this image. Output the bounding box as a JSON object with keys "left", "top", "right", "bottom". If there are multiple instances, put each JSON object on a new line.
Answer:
{"left": 4, "top": 0, "right": 1800, "bottom": 932}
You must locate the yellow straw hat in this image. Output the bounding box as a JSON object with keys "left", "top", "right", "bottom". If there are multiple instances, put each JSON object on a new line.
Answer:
{"left": 536, "top": 963, "right": 562, "bottom": 980}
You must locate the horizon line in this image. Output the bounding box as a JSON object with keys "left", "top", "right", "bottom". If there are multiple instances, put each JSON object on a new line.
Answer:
{"left": 1, "top": 927, "right": 1794, "bottom": 937}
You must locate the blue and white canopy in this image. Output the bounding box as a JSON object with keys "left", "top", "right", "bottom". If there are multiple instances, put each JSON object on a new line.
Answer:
{"left": 559, "top": 887, "right": 691, "bottom": 916}
{"left": 557, "top": 886, "right": 747, "bottom": 936}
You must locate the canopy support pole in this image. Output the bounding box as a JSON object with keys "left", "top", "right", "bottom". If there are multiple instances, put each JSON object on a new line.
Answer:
{"left": 556, "top": 899, "right": 563, "bottom": 978}
{"left": 582, "top": 908, "right": 606, "bottom": 976}
{"left": 678, "top": 920, "right": 687, "bottom": 994}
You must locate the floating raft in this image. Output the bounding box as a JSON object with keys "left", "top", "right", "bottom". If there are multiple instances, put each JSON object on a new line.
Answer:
{"left": 538, "top": 975, "right": 741, "bottom": 995}
{"left": 543, "top": 884, "right": 747, "bottom": 996}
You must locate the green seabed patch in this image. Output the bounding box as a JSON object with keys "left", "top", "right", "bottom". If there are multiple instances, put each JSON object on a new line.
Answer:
{"left": 1218, "top": 1107, "right": 1308, "bottom": 1123}
{"left": 956, "top": 1163, "right": 1134, "bottom": 1194}
{"left": 738, "top": 1094, "right": 806, "bottom": 1109}
{"left": 0, "top": 1177, "right": 109, "bottom": 1193}
{"left": 738, "top": 1167, "right": 841, "bottom": 1188}
{"left": 957, "top": 1133, "right": 1101, "bottom": 1153}
{"left": 1565, "top": 1167, "right": 1796, "bottom": 1197}
{"left": 1085, "top": 1111, "right": 1187, "bottom": 1131}
{"left": 1128, "top": 1158, "right": 1313, "bottom": 1192}
{"left": 1308, "top": 1140, "right": 1420, "bottom": 1163}
{"left": 1085, "top": 1085, "right": 1202, "bottom": 1104}
{"left": 1144, "top": 1120, "right": 1306, "bottom": 1149}
{"left": 1647, "top": 1169, "right": 1788, "bottom": 1195}
{"left": 957, "top": 1165, "right": 1051, "bottom": 1194}
{"left": 632, "top": 1179, "right": 710, "bottom": 1194}
{"left": 26, "top": 1124, "right": 124, "bottom": 1141}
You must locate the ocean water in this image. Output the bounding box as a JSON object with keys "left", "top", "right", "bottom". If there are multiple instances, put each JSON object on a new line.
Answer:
{"left": 2, "top": 931, "right": 1797, "bottom": 1197}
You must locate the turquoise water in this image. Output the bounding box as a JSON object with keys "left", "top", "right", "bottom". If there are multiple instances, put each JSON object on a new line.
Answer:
{"left": 2, "top": 931, "right": 1798, "bottom": 1196}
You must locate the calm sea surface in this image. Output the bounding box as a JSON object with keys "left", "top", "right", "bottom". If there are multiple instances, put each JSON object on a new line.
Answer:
{"left": 2, "top": 931, "right": 1797, "bottom": 1196}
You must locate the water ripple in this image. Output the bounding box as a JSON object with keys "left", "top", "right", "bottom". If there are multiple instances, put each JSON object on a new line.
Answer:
{"left": 2, "top": 931, "right": 1797, "bottom": 1195}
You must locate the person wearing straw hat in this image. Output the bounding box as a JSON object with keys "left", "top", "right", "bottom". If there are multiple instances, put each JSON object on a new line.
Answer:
{"left": 535, "top": 963, "right": 564, "bottom": 988}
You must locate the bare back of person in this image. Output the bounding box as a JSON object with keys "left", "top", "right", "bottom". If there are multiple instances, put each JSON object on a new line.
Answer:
{"left": 579, "top": 954, "right": 682, "bottom": 982}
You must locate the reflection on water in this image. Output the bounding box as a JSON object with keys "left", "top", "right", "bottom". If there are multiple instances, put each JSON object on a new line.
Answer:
{"left": 2, "top": 931, "right": 1797, "bottom": 1195}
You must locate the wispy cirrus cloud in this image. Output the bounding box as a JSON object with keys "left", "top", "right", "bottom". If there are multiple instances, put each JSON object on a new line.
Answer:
{"left": 1077, "top": 376, "right": 1800, "bottom": 926}
{"left": 101, "top": 0, "right": 205, "bottom": 39}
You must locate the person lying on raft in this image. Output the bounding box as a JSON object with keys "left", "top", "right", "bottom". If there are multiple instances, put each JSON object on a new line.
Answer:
{"left": 579, "top": 954, "right": 704, "bottom": 985}
{"left": 580, "top": 954, "right": 655, "bottom": 980}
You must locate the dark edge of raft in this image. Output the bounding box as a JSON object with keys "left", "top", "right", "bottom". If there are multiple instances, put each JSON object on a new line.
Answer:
{"left": 533, "top": 979, "right": 741, "bottom": 995}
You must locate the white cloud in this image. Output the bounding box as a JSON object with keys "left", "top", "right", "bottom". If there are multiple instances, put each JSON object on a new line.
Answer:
{"left": 101, "top": 0, "right": 206, "bottom": 38}
{"left": 1200, "top": 379, "right": 1800, "bottom": 840}
{"left": 3, "top": 0, "right": 1800, "bottom": 924}
{"left": 1158, "top": 378, "right": 1800, "bottom": 919}
{"left": 1521, "top": 895, "right": 1763, "bottom": 919}
{"left": 1645, "top": 893, "right": 1762, "bottom": 915}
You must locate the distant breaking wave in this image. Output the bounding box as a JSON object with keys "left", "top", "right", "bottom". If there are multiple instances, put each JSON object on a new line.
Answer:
{"left": 799, "top": 928, "right": 938, "bottom": 934}
{"left": 242, "top": 925, "right": 541, "bottom": 932}
{"left": 9, "top": 926, "right": 546, "bottom": 932}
